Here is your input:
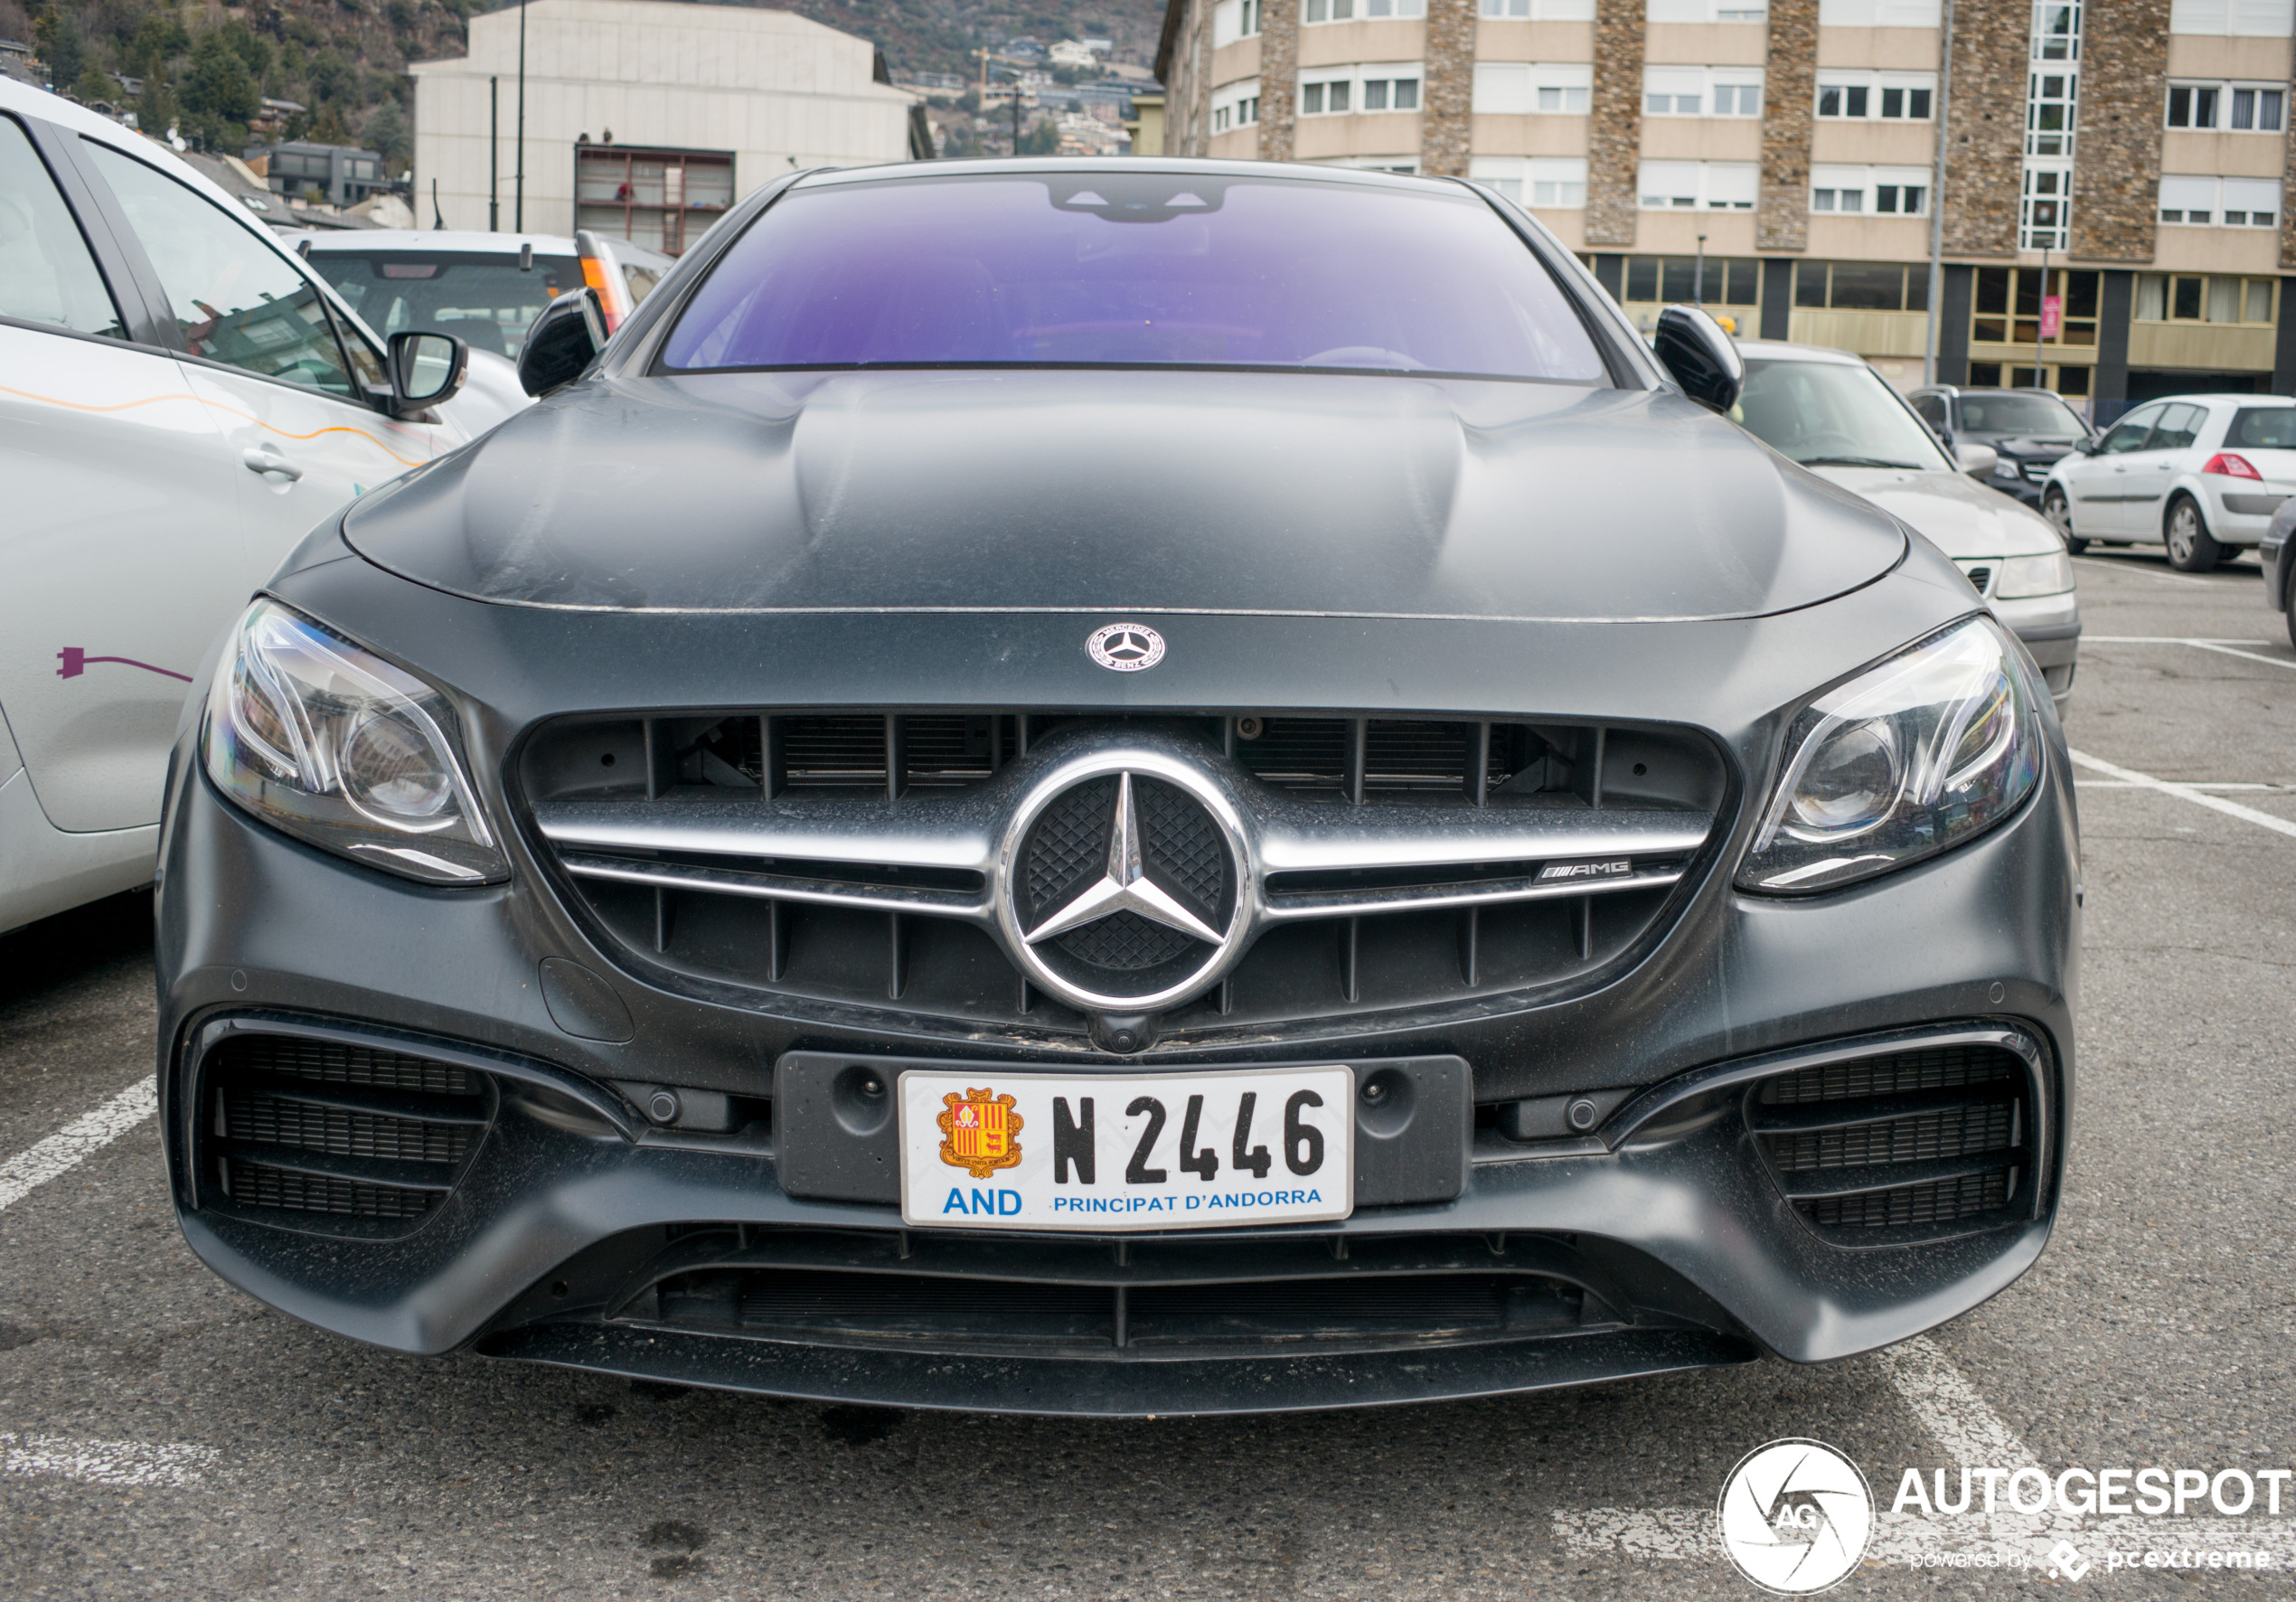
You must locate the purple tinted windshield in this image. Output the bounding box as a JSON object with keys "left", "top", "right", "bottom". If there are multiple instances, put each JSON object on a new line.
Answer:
{"left": 660, "top": 172, "right": 1606, "bottom": 381}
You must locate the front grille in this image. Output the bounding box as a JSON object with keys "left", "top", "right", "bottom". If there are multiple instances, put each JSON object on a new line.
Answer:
{"left": 202, "top": 1032, "right": 492, "bottom": 1236}
{"left": 521, "top": 709, "right": 1727, "bottom": 1040}
{"left": 615, "top": 1227, "right": 1605, "bottom": 1355}
{"left": 1751, "top": 1041, "right": 2035, "bottom": 1244}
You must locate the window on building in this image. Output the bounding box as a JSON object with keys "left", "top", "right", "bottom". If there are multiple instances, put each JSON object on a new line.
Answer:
{"left": 1211, "top": 80, "right": 1262, "bottom": 134}
{"left": 1481, "top": 0, "right": 1596, "bottom": 15}
{"left": 2166, "top": 80, "right": 2285, "bottom": 130}
{"left": 1811, "top": 165, "right": 1932, "bottom": 216}
{"left": 2168, "top": 0, "right": 2296, "bottom": 36}
{"left": 1794, "top": 260, "right": 1931, "bottom": 312}
{"left": 1817, "top": 72, "right": 1936, "bottom": 120}
{"left": 1471, "top": 155, "right": 1589, "bottom": 208}
{"left": 1303, "top": 0, "right": 1425, "bottom": 19}
{"left": 2135, "top": 274, "right": 2278, "bottom": 324}
{"left": 1636, "top": 160, "right": 1758, "bottom": 211}
{"left": 1817, "top": 0, "right": 1942, "bottom": 22}
{"left": 1473, "top": 64, "right": 1592, "bottom": 113}
{"left": 1645, "top": 67, "right": 1764, "bottom": 117}
{"left": 2021, "top": 3, "right": 2082, "bottom": 251}
{"left": 1972, "top": 267, "right": 2100, "bottom": 345}
{"left": 1647, "top": 0, "right": 1768, "bottom": 20}
{"left": 2033, "top": 1, "right": 2081, "bottom": 60}
{"left": 1213, "top": 0, "right": 1263, "bottom": 45}
{"left": 2159, "top": 175, "right": 2283, "bottom": 227}
{"left": 1620, "top": 254, "right": 1761, "bottom": 305}
{"left": 1303, "top": 67, "right": 1422, "bottom": 115}
{"left": 574, "top": 145, "right": 734, "bottom": 257}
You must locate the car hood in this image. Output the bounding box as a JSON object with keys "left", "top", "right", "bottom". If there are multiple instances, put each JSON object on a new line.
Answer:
{"left": 1809, "top": 464, "right": 2064, "bottom": 559}
{"left": 341, "top": 369, "right": 1906, "bottom": 620}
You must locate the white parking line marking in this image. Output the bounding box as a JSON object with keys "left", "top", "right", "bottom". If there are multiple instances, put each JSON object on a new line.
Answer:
{"left": 2067, "top": 749, "right": 2296, "bottom": 842}
{"left": 1874, "top": 1336, "right": 2040, "bottom": 1473}
{"left": 0, "top": 1431, "right": 218, "bottom": 1488}
{"left": 2075, "top": 781, "right": 2283, "bottom": 792}
{"left": 0, "top": 1079, "right": 158, "bottom": 1213}
{"left": 2071, "top": 558, "right": 2220, "bottom": 589}
{"left": 2086, "top": 636, "right": 2296, "bottom": 673}
{"left": 1552, "top": 1337, "right": 2296, "bottom": 1568}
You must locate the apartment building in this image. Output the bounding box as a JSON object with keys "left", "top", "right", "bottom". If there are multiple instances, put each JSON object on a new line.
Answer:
{"left": 1154, "top": 0, "right": 2296, "bottom": 410}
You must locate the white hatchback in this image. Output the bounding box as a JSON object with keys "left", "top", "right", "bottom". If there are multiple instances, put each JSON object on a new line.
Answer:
{"left": 2041, "top": 394, "right": 2296, "bottom": 571}
{"left": 1, "top": 80, "right": 472, "bottom": 934}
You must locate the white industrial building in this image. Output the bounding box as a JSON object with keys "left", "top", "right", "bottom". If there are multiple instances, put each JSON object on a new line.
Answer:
{"left": 410, "top": 0, "right": 926, "bottom": 250}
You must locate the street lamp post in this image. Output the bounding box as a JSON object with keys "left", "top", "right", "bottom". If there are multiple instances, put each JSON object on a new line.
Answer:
{"left": 514, "top": 0, "right": 527, "bottom": 231}
{"left": 1694, "top": 232, "right": 1707, "bottom": 306}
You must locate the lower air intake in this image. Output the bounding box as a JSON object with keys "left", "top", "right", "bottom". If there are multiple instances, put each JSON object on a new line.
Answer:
{"left": 201, "top": 1032, "right": 493, "bottom": 1238}
{"left": 1751, "top": 1039, "right": 2037, "bottom": 1244}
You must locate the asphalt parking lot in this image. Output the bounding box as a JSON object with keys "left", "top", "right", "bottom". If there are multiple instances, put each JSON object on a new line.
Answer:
{"left": 2, "top": 549, "right": 2291, "bottom": 1600}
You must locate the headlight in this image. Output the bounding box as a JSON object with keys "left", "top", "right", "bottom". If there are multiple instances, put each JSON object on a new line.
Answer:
{"left": 1737, "top": 617, "right": 2044, "bottom": 894}
{"left": 1992, "top": 458, "right": 2020, "bottom": 480}
{"left": 202, "top": 599, "right": 506, "bottom": 884}
{"left": 1995, "top": 551, "right": 2074, "bottom": 598}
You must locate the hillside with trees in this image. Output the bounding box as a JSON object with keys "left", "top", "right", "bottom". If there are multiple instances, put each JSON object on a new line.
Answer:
{"left": 5, "top": 0, "right": 1163, "bottom": 169}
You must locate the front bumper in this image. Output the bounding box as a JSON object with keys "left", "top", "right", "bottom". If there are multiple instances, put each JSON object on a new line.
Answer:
{"left": 157, "top": 717, "right": 2080, "bottom": 1414}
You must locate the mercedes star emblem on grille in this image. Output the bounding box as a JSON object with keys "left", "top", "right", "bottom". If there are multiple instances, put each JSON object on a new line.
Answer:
{"left": 1087, "top": 622, "right": 1166, "bottom": 672}
{"left": 996, "top": 749, "right": 1250, "bottom": 1014}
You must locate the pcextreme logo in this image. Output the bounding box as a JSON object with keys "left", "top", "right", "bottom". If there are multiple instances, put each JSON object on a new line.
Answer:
{"left": 1717, "top": 1438, "right": 1876, "bottom": 1594}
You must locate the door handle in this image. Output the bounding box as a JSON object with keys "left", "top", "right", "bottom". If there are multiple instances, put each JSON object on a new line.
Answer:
{"left": 241, "top": 447, "right": 305, "bottom": 482}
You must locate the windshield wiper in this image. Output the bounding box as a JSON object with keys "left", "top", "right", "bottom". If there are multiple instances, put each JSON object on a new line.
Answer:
{"left": 1796, "top": 455, "right": 1926, "bottom": 470}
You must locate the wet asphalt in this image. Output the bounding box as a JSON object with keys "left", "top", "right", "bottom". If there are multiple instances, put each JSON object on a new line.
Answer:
{"left": 0, "top": 549, "right": 2291, "bottom": 1599}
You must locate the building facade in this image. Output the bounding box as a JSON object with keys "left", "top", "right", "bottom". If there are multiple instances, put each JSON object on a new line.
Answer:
{"left": 1156, "top": 0, "right": 2296, "bottom": 408}
{"left": 410, "top": 0, "right": 917, "bottom": 250}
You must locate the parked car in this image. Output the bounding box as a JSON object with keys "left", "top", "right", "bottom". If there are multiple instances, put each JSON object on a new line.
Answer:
{"left": 2262, "top": 495, "right": 2296, "bottom": 647}
{"left": 2041, "top": 394, "right": 2296, "bottom": 570}
{"left": 290, "top": 229, "right": 674, "bottom": 434}
{"left": 1906, "top": 385, "right": 2094, "bottom": 509}
{"left": 0, "top": 80, "right": 471, "bottom": 937}
{"left": 1732, "top": 342, "right": 2080, "bottom": 702}
{"left": 157, "top": 161, "right": 2077, "bottom": 1417}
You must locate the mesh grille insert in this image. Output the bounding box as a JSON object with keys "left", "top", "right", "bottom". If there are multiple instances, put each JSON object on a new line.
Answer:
{"left": 1801, "top": 1170, "right": 2011, "bottom": 1231}
{"left": 1755, "top": 1040, "right": 2037, "bottom": 1241}
{"left": 224, "top": 1160, "right": 439, "bottom": 1220}
{"left": 202, "top": 1032, "right": 491, "bottom": 1236}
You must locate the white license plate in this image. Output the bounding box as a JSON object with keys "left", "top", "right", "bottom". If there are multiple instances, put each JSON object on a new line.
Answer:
{"left": 898, "top": 1065, "right": 1354, "bottom": 1232}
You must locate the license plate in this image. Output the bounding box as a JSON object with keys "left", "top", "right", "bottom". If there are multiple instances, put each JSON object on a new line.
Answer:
{"left": 897, "top": 1065, "right": 1355, "bottom": 1232}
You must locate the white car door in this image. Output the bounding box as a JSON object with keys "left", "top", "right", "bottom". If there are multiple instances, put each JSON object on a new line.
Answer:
{"left": 75, "top": 140, "right": 457, "bottom": 574}
{"left": 2122, "top": 401, "right": 2202, "bottom": 540}
{"left": 2070, "top": 403, "right": 2165, "bottom": 537}
{"left": 0, "top": 111, "right": 243, "bottom": 834}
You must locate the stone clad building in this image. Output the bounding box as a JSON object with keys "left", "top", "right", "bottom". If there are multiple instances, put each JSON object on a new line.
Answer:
{"left": 1155, "top": 0, "right": 2296, "bottom": 409}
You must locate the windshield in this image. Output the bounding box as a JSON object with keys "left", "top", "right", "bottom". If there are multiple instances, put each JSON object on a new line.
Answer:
{"left": 306, "top": 251, "right": 583, "bottom": 358}
{"left": 660, "top": 172, "right": 1607, "bottom": 382}
{"left": 1732, "top": 357, "right": 1952, "bottom": 471}
{"left": 1955, "top": 391, "right": 2087, "bottom": 438}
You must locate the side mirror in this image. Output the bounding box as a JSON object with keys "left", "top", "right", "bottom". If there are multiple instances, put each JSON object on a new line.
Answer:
{"left": 1653, "top": 305, "right": 1744, "bottom": 414}
{"left": 518, "top": 287, "right": 607, "bottom": 397}
{"left": 2072, "top": 437, "right": 2100, "bottom": 456}
{"left": 1955, "top": 441, "right": 2000, "bottom": 479}
{"left": 384, "top": 330, "right": 469, "bottom": 419}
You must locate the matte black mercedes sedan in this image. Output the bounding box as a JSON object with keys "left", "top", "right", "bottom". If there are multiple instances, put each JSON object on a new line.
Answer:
{"left": 155, "top": 160, "right": 2079, "bottom": 1416}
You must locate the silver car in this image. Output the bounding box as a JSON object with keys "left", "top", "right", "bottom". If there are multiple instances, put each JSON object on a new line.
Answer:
{"left": 1730, "top": 340, "right": 2081, "bottom": 702}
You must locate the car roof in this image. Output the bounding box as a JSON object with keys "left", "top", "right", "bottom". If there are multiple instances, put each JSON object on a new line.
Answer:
{"left": 293, "top": 229, "right": 580, "bottom": 254}
{"left": 792, "top": 155, "right": 1475, "bottom": 197}
{"left": 1731, "top": 339, "right": 1870, "bottom": 366}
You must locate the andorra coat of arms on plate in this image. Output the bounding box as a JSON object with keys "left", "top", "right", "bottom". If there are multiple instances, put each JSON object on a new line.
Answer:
{"left": 938, "top": 1086, "right": 1024, "bottom": 1180}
